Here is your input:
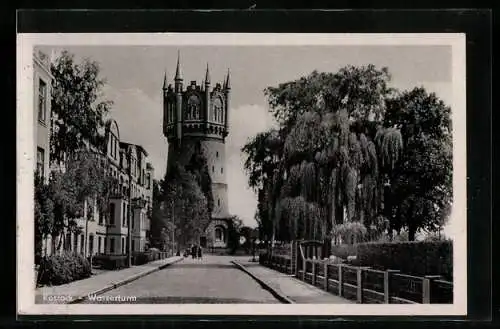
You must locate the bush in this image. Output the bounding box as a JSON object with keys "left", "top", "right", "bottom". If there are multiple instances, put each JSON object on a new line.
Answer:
{"left": 355, "top": 240, "right": 453, "bottom": 280}
{"left": 37, "top": 252, "right": 92, "bottom": 286}
{"left": 330, "top": 244, "right": 358, "bottom": 260}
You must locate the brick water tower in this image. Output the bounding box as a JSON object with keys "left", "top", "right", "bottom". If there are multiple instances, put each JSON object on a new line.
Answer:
{"left": 163, "top": 52, "right": 231, "bottom": 250}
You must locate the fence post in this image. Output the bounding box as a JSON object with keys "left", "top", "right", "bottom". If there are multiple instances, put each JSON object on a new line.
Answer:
{"left": 384, "top": 269, "right": 400, "bottom": 304}
{"left": 324, "top": 262, "right": 329, "bottom": 291}
{"left": 302, "top": 258, "right": 306, "bottom": 281}
{"left": 338, "top": 264, "right": 343, "bottom": 297}
{"left": 357, "top": 267, "right": 363, "bottom": 303}
{"left": 424, "top": 275, "right": 442, "bottom": 303}
{"left": 422, "top": 277, "right": 431, "bottom": 304}
{"left": 292, "top": 241, "right": 299, "bottom": 277}
{"left": 312, "top": 261, "right": 316, "bottom": 285}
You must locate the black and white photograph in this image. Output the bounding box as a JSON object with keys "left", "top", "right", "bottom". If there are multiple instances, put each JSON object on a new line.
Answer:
{"left": 17, "top": 33, "right": 466, "bottom": 316}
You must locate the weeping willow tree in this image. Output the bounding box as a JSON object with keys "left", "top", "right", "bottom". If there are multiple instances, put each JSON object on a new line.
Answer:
{"left": 244, "top": 65, "right": 408, "bottom": 244}
{"left": 278, "top": 107, "right": 397, "bottom": 243}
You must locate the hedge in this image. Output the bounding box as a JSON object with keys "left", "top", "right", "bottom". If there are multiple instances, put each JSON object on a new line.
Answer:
{"left": 131, "top": 252, "right": 149, "bottom": 265}
{"left": 92, "top": 254, "right": 128, "bottom": 270}
{"left": 330, "top": 243, "right": 358, "bottom": 259}
{"left": 37, "top": 252, "right": 92, "bottom": 286}
{"left": 351, "top": 241, "right": 453, "bottom": 280}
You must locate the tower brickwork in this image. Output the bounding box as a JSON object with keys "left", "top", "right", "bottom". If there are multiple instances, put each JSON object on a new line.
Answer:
{"left": 163, "top": 54, "right": 231, "bottom": 222}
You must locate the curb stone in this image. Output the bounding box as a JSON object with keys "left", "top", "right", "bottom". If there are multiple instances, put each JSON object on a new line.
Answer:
{"left": 68, "top": 257, "right": 184, "bottom": 304}
{"left": 231, "top": 260, "right": 295, "bottom": 304}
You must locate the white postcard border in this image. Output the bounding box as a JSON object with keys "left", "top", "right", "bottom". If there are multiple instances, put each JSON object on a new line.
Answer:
{"left": 17, "top": 33, "right": 466, "bottom": 316}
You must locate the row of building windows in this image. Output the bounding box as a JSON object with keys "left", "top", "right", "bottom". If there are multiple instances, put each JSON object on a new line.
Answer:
{"left": 211, "top": 165, "right": 224, "bottom": 174}
{"left": 107, "top": 139, "right": 152, "bottom": 191}
{"left": 165, "top": 97, "right": 225, "bottom": 123}
{"left": 62, "top": 233, "right": 145, "bottom": 255}
{"left": 109, "top": 169, "right": 152, "bottom": 195}
{"left": 106, "top": 203, "right": 148, "bottom": 228}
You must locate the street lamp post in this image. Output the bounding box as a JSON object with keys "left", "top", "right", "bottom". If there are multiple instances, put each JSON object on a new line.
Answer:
{"left": 171, "top": 201, "right": 175, "bottom": 257}
{"left": 127, "top": 152, "right": 132, "bottom": 268}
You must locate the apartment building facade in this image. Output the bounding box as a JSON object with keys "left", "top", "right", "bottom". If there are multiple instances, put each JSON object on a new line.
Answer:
{"left": 33, "top": 50, "right": 53, "bottom": 183}
{"left": 63, "top": 121, "right": 155, "bottom": 257}
{"left": 34, "top": 50, "right": 55, "bottom": 256}
{"left": 34, "top": 50, "right": 154, "bottom": 258}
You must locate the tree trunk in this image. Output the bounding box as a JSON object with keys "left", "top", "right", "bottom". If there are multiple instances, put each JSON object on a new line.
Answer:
{"left": 56, "top": 233, "right": 62, "bottom": 254}
{"left": 85, "top": 209, "right": 89, "bottom": 258}
{"left": 44, "top": 235, "right": 48, "bottom": 256}
{"left": 408, "top": 225, "right": 416, "bottom": 241}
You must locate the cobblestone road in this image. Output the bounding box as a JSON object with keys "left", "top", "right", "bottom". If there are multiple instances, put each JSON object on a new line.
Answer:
{"left": 81, "top": 255, "right": 280, "bottom": 304}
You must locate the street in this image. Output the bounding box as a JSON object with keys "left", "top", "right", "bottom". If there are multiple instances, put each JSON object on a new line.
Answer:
{"left": 81, "top": 255, "right": 281, "bottom": 304}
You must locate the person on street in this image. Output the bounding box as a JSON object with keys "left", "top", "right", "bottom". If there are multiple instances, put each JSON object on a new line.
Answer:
{"left": 197, "top": 245, "right": 202, "bottom": 260}
{"left": 191, "top": 244, "right": 196, "bottom": 259}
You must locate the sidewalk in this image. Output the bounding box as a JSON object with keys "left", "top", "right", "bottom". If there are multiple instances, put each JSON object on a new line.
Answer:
{"left": 232, "top": 259, "right": 353, "bottom": 304}
{"left": 36, "top": 256, "right": 184, "bottom": 304}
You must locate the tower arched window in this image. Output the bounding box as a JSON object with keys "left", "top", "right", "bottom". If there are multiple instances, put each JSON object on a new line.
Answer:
{"left": 215, "top": 226, "right": 224, "bottom": 242}
{"left": 213, "top": 97, "right": 223, "bottom": 123}
{"left": 187, "top": 95, "right": 201, "bottom": 120}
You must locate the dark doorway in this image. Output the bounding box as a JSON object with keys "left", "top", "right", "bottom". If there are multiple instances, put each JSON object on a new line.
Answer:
{"left": 200, "top": 236, "right": 207, "bottom": 248}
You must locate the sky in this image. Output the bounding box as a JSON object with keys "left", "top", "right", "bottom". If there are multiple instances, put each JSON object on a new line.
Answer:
{"left": 38, "top": 45, "right": 452, "bottom": 229}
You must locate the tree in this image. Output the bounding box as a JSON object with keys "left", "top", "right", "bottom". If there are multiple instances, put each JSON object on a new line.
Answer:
{"left": 38, "top": 50, "right": 119, "bottom": 254}
{"left": 239, "top": 226, "right": 254, "bottom": 252}
{"left": 383, "top": 88, "right": 452, "bottom": 240}
{"left": 245, "top": 66, "right": 452, "bottom": 244}
{"left": 185, "top": 145, "right": 214, "bottom": 216}
{"left": 50, "top": 50, "right": 113, "bottom": 164}
{"left": 226, "top": 215, "right": 243, "bottom": 254}
{"left": 160, "top": 163, "right": 211, "bottom": 249}
{"left": 244, "top": 65, "right": 398, "bottom": 244}
{"left": 149, "top": 179, "right": 166, "bottom": 249}
{"left": 46, "top": 149, "right": 118, "bottom": 253}
{"left": 34, "top": 174, "right": 54, "bottom": 260}
{"left": 242, "top": 129, "right": 283, "bottom": 242}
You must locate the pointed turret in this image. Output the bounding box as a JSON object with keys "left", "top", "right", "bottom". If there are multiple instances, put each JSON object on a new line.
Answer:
{"left": 205, "top": 63, "right": 211, "bottom": 85}
{"left": 225, "top": 68, "right": 231, "bottom": 89}
{"left": 162, "top": 70, "right": 168, "bottom": 90}
{"left": 174, "top": 51, "right": 183, "bottom": 94}
{"left": 204, "top": 64, "right": 211, "bottom": 121}
{"left": 173, "top": 50, "right": 183, "bottom": 145}
{"left": 175, "top": 50, "right": 183, "bottom": 82}
{"left": 224, "top": 68, "right": 231, "bottom": 136}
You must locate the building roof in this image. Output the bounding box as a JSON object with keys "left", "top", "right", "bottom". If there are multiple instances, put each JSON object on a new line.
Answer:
{"left": 120, "top": 142, "right": 149, "bottom": 157}
{"left": 33, "top": 50, "right": 54, "bottom": 79}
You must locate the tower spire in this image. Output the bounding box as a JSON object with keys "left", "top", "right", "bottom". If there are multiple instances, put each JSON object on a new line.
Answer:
{"left": 175, "top": 50, "right": 182, "bottom": 81}
{"left": 205, "top": 63, "right": 211, "bottom": 85}
{"left": 225, "top": 68, "right": 231, "bottom": 89}
{"left": 162, "top": 70, "right": 168, "bottom": 90}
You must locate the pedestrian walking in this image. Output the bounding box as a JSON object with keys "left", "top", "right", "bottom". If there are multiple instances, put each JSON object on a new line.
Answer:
{"left": 191, "top": 244, "right": 196, "bottom": 259}
{"left": 197, "top": 245, "right": 202, "bottom": 260}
